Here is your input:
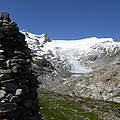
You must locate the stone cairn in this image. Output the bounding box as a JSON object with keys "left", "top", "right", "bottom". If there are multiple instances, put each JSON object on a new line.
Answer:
{"left": 0, "top": 12, "right": 41, "bottom": 120}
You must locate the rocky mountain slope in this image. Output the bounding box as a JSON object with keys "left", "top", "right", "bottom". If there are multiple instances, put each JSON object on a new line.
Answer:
{"left": 21, "top": 31, "right": 120, "bottom": 102}
{"left": 54, "top": 63, "right": 120, "bottom": 102}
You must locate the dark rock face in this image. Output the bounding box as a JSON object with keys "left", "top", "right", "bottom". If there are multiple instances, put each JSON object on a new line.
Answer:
{"left": 0, "top": 12, "right": 41, "bottom": 120}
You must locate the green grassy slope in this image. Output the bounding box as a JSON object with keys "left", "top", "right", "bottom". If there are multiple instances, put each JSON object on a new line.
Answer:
{"left": 38, "top": 90, "right": 120, "bottom": 120}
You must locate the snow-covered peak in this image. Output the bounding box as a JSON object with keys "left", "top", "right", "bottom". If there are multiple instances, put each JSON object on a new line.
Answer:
{"left": 21, "top": 31, "right": 52, "bottom": 54}
{"left": 21, "top": 30, "right": 51, "bottom": 44}
{"left": 21, "top": 31, "right": 120, "bottom": 73}
{"left": 42, "top": 37, "right": 114, "bottom": 51}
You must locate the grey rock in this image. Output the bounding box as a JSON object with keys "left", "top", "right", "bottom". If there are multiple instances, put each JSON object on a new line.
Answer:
{"left": 109, "top": 97, "right": 120, "bottom": 103}
{"left": 0, "top": 90, "right": 6, "bottom": 99}
{"left": 0, "top": 69, "right": 12, "bottom": 73}
{"left": 9, "top": 96, "right": 21, "bottom": 102}
{"left": 15, "top": 89, "right": 23, "bottom": 96}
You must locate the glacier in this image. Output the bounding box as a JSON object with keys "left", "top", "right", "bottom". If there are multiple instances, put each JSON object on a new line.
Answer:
{"left": 21, "top": 31, "right": 120, "bottom": 74}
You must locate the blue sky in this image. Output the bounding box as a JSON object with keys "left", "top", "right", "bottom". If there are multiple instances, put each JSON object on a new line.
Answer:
{"left": 0, "top": 0, "right": 120, "bottom": 40}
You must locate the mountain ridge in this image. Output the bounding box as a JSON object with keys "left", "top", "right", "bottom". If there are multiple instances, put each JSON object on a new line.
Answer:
{"left": 21, "top": 31, "right": 120, "bottom": 102}
{"left": 21, "top": 31, "right": 120, "bottom": 72}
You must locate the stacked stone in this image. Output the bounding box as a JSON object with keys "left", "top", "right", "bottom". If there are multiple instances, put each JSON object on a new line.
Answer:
{"left": 0, "top": 13, "right": 41, "bottom": 120}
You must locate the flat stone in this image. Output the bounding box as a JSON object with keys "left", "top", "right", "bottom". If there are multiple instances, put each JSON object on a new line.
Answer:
{"left": 109, "top": 97, "right": 120, "bottom": 103}
{"left": 14, "top": 50, "right": 25, "bottom": 55}
{"left": 15, "top": 89, "right": 23, "bottom": 96}
{"left": 1, "top": 79, "right": 15, "bottom": 84}
{"left": 9, "top": 96, "right": 21, "bottom": 103}
{"left": 0, "top": 69, "right": 12, "bottom": 74}
{"left": 0, "top": 49, "right": 4, "bottom": 53}
{"left": 0, "top": 90, "right": 6, "bottom": 99}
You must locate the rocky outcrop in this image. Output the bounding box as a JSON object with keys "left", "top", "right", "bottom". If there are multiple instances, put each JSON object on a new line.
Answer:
{"left": 54, "top": 64, "right": 120, "bottom": 102}
{"left": 0, "top": 13, "right": 41, "bottom": 120}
